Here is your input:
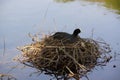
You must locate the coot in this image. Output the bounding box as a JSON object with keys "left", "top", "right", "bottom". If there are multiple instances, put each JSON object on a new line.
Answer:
{"left": 53, "top": 28, "right": 81, "bottom": 43}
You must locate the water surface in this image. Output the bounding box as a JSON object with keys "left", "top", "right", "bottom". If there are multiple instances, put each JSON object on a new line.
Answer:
{"left": 0, "top": 0, "right": 120, "bottom": 80}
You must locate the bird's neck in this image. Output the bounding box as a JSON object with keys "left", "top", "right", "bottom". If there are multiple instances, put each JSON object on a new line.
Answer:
{"left": 73, "top": 32, "right": 78, "bottom": 37}
{"left": 72, "top": 34, "right": 78, "bottom": 37}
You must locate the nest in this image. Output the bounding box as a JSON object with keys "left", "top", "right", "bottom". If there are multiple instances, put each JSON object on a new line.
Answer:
{"left": 17, "top": 34, "right": 111, "bottom": 80}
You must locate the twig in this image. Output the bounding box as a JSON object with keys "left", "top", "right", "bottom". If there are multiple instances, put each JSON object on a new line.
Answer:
{"left": 59, "top": 47, "right": 87, "bottom": 70}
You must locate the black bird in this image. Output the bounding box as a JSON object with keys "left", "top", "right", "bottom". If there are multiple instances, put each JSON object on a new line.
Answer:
{"left": 53, "top": 28, "right": 81, "bottom": 43}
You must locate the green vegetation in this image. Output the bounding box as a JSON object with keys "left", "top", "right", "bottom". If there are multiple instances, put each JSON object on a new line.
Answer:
{"left": 55, "top": 0, "right": 120, "bottom": 14}
{"left": 104, "top": 0, "right": 120, "bottom": 14}
{"left": 86, "top": 0, "right": 120, "bottom": 14}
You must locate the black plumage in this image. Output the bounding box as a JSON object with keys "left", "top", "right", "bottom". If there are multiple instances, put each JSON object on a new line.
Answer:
{"left": 53, "top": 29, "right": 81, "bottom": 43}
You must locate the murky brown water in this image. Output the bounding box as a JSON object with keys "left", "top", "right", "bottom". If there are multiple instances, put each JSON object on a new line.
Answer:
{"left": 0, "top": 0, "right": 120, "bottom": 80}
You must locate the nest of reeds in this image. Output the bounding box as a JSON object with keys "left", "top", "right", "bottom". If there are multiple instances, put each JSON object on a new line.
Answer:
{"left": 17, "top": 33, "right": 111, "bottom": 80}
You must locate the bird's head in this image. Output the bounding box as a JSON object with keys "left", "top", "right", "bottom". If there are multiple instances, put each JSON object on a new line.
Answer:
{"left": 73, "top": 28, "right": 81, "bottom": 36}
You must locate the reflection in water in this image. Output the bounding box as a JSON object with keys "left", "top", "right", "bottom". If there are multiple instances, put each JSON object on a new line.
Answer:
{"left": 55, "top": 0, "right": 120, "bottom": 14}
{"left": 86, "top": 0, "right": 120, "bottom": 14}
{"left": 104, "top": 0, "right": 120, "bottom": 14}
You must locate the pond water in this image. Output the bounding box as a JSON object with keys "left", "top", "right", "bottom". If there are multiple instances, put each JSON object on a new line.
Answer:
{"left": 0, "top": 0, "right": 120, "bottom": 80}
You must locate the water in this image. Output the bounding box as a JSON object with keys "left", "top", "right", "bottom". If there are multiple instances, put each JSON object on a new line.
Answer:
{"left": 0, "top": 0, "right": 120, "bottom": 80}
